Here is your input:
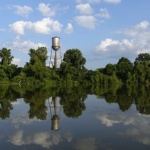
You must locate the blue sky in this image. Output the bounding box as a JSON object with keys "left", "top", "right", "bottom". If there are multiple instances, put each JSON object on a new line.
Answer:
{"left": 0, "top": 0, "right": 150, "bottom": 69}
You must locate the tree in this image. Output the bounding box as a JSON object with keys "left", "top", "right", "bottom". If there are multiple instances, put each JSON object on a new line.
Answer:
{"left": 24, "top": 47, "right": 48, "bottom": 80}
{"left": 135, "top": 53, "right": 150, "bottom": 63}
{"left": 0, "top": 48, "right": 13, "bottom": 66}
{"left": 116, "top": 57, "right": 133, "bottom": 82}
{"left": 63, "top": 49, "right": 86, "bottom": 69}
{"left": 60, "top": 49, "right": 87, "bottom": 82}
{"left": 104, "top": 63, "right": 116, "bottom": 76}
{"left": 0, "top": 48, "right": 16, "bottom": 80}
{"left": 29, "top": 47, "right": 48, "bottom": 65}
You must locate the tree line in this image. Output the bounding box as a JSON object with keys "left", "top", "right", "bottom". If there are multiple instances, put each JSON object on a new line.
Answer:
{"left": 0, "top": 47, "right": 150, "bottom": 86}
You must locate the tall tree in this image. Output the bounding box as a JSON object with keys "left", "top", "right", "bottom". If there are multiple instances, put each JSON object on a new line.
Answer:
{"left": 116, "top": 57, "right": 133, "bottom": 82}
{"left": 60, "top": 49, "right": 87, "bottom": 82}
{"left": 24, "top": 47, "right": 48, "bottom": 80}
{"left": 104, "top": 63, "right": 116, "bottom": 76}
{"left": 135, "top": 53, "right": 150, "bottom": 63}
{"left": 63, "top": 49, "right": 86, "bottom": 69}
{"left": 0, "top": 48, "right": 13, "bottom": 66}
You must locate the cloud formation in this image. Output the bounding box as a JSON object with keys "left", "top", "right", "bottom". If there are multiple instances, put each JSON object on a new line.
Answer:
{"left": 97, "top": 8, "right": 110, "bottom": 19}
{"left": 9, "top": 18, "right": 63, "bottom": 34}
{"left": 38, "top": 3, "right": 56, "bottom": 17}
{"left": 64, "top": 23, "right": 73, "bottom": 34}
{"left": 95, "top": 21, "right": 150, "bottom": 62}
{"left": 4, "top": 36, "right": 46, "bottom": 53}
{"left": 76, "top": 3, "right": 93, "bottom": 14}
{"left": 75, "top": 15, "right": 96, "bottom": 29}
{"left": 14, "top": 5, "right": 33, "bottom": 17}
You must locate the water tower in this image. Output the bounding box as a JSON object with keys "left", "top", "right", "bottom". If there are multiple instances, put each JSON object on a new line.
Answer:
{"left": 49, "top": 97, "right": 61, "bottom": 131}
{"left": 50, "top": 36, "right": 60, "bottom": 68}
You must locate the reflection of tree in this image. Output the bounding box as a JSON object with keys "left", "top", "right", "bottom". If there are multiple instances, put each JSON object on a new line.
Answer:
{"left": 24, "top": 88, "right": 50, "bottom": 120}
{"left": 116, "top": 96, "right": 133, "bottom": 112}
{"left": 59, "top": 87, "right": 87, "bottom": 118}
{"left": 0, "top": 85, "right": 18, "bottom": 119}
{"left": 92, "top": 85, "right": 134, "bottom": 112}
{"left": 135, "top": 86, "right": 150, "bottom": 115}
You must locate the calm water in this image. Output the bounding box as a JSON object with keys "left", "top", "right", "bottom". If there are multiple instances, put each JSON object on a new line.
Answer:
{"left": 0, "top": 85, "right": 150, "bottom": 150}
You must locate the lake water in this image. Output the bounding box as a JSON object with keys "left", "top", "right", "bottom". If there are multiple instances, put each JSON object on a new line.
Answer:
{"left": 0, "top": 85, "right": 150, "bottom": 150}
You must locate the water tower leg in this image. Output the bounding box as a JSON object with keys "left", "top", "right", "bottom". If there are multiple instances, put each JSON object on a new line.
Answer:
{"left": 54, "top": 51, "right": 57, "bottom": 68}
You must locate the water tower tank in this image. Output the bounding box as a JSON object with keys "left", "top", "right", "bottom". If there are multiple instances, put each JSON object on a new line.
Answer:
{"left": 52, "top": 37, "right": 60, "bottom": 51}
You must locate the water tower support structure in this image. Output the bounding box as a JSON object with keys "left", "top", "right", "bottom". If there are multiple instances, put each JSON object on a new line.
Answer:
{"left": 50, "top": 36, "right": 60, "bottom": 68}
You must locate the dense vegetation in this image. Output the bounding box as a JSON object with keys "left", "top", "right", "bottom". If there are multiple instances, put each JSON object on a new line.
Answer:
{"left": 0, "top": 47, "right": 150, "bottom": 86}
{"left": 0, "top": 84, "right": 150, "bottom": 120}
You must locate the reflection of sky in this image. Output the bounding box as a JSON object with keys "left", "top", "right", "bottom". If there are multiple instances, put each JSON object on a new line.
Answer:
{"left": 9, "top": 130, "right": 61, "bottom": 148}
{"left": 94, "top": 99, "right": 150, "bottom": 146}
{"left": 0, "top": 98, "right": 73, "bottom": 149}
{"left": 0, "top": 96, "right": 150, "bottom": 149}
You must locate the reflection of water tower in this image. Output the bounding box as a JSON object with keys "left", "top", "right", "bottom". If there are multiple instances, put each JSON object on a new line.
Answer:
{"left": 49, "top": 97, "right": 61, "bottom": 131}
{"left": 50, "top": 37, "right": 61, "bottom": 68}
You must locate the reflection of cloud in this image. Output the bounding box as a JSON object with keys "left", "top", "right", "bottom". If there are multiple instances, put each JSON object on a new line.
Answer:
{"left": 96, "top": 111, "right": 135, "bottom": 127}
{"left": 11, "top": 113, "right": 35, "bottom": 129}
{"left": 9, "top": 130, "right": 24, "bottom": 146}
{"left": 63, "top": 132, "right": 73, "bottom": 142}
{"left": 33, "top": 132, "right": 52, "bottom": 148}
{"left": 75, "top": 137, "right": 96, "bottom": 150}
{"left": 119, "top": 128, "right": 150, "bottom": 145}
{"left": 9, "top": 131, "right": 62, "bottom": 148}
{"left": 8, "top": 128, "right": 73, "bottom": 148}
{"left": 96, "top": 109, "right": 150, "bottom": 145}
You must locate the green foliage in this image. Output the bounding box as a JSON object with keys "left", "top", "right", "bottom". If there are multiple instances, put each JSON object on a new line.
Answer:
{"left": 59, "top": 49, "right": 87, "bottom": 85}
{"left": 116, "top": 57, "right": 133, "bottom": 82}
{"left": 24, "top": 47, "right": 49, "bottom": 81}
{"left": 104, "top": 63, "right": 116, "bottom": 76}
{"left": 0, "top": 46, "right": 150, "bottom": 86}
{"left": 63, "top": 49, "right": 86, "bottom": 68}
{"left": 59, "top": 86, "right": 87, "bottom": 118}
{"left": 0, "top": 48, "right": 13, "bottom": 66}
{"left": 135, "top": 53, "right": 150, "bottom": 62}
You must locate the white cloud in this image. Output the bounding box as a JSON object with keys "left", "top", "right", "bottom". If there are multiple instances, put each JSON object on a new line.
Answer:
{"left": 14, "top": 5, "right": 33, "bottom": 17}
{"left": 76, "top": 3, "right": 93, "bottom": 14}
{"left": 64, "top": 23, "right": 73, "bottom": 34}
{"left": 135, "top": 21, "right": 149, "bottom": 29}
{"left": 9, "top": 21, "right": 27, "bottom": 34}
{"left": 9, "top": 18, "right": 63, "bottom": 35}
{"left": 97, "top": 8, "right": 110, "bottom": 19}
{"left": 38, "top": 3, "right": 56, "bottom": 17}
{"left": 96, "top": 21, "right": 150, "bottom": 62}
{"left": 75, "top": 15, "right": 96, "bottom": 29}
{"left": 96, "top": 38, "right": 119, "bottom": 52}
{"left": 4, "top": 36, "right": 46, "bottom": 53}
{"left": 103, "top": 0, "right": 121, "bottom": 4}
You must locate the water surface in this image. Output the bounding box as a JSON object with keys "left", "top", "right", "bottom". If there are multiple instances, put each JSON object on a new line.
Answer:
{"left": 0, "top": 85, "right": 150, "bottom": 150}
